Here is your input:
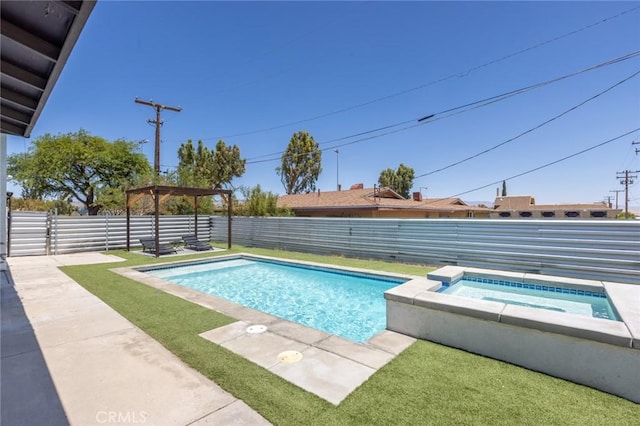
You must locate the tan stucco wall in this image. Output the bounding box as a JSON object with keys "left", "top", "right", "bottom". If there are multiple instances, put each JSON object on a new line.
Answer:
{"left": 489, "top": 209, "right": 619, "bottom": 219}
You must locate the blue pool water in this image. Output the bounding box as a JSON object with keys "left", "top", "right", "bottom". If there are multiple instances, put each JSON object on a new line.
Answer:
{"left": 439, "top": 278, "right": 619, "bottom": 321}
{"left": 146, "top": 258, "right": 405, "bottom": 342}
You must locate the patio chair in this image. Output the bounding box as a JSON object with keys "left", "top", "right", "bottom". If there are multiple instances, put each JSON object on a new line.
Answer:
{"left": 181, "top": 235, "right": 214, "bottom": 251}
{"left": 139, "top": 238, "right": 177, "bottom": 255}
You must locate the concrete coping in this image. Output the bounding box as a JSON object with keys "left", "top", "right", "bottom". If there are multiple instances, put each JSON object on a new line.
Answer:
{"left": 425, "top": 265, "right": 464, "bottom": 283}
{"left": 388, "top": 266, "right": 638, "bottom": 349}
{"left": 523, "top": 273, "right": 604, "bottom": 292}
{"left": 384, "top": 278, "right": 440, "bottom": 303}
{"left": 499, "top": 305, "right": 633, "bottom": 347}
{"left": 427, "top": 266, "right": 606, "bottom": 293}
{"left": 135, "top": 252, "right": 422, "bottom": 283}
{"left": 602, "top": 281, "right": 640, "bottom": 349}
{"left": 454, "top": 267, "right": 526, "bottom": 283}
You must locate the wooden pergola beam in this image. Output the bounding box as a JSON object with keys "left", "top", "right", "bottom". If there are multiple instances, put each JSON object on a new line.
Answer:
{"left": 127, "top": 192, "right": 146, "bottom": 207}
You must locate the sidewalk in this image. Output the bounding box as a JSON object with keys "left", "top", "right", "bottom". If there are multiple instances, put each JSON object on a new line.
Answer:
{"left": 1, "top": 253, "right": 269, "bottom": 425}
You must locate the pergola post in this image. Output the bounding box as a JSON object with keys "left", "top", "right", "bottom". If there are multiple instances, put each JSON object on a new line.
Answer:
{"left": 194, "top": 195, "right": 199, "bottom": 238}
{"left": 227, "top": 193, "right": 232, "bottom": 249}
{"left": 154, "top": 186, "right": 160, "bottom": 258}
{"left": 126, "top": 191, "right": 130, "bottom": 251}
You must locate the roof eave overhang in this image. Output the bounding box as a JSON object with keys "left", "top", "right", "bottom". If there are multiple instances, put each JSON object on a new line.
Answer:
{"left": 1, "top": 0, "right": 97, "bottom": 137}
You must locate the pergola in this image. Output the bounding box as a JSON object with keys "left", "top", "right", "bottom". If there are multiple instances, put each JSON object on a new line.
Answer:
{"left": 125, "top": 185, "right": 232, "bottom": 257}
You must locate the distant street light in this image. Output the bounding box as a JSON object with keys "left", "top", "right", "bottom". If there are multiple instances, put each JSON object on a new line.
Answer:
{"left": 137, "top": 138, "right": 149, "bottom": 153}
{"left": 334, "top": 149, "right": 340, "bottom": 191}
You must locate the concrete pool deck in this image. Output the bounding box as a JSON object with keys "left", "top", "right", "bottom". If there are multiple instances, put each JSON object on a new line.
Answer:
{"left": 2, "top": 253, "right": 270, "bottom": 425}
{"left": 2, "top": 252, "right": 416, "bottom": 424}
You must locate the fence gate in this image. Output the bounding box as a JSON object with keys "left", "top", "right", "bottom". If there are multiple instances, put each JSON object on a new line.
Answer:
{"left": 9, "top": 211, "right": 49, "bottom": 256}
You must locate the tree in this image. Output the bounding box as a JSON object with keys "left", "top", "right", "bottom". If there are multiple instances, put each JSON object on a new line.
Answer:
{"left": 502, "top": 180, "right": 507, "bottom": 196}
{"left": 177, "top": 139, "right": 246, "bottom": 189}
{"left": 617, "top": 212, "right": 636, "bottom": 220}
{"left": 236, "top": 185, "right": 292, "bottom": 216}
{"left": 276, "top": 131, "right": 322, "bottom": 194}
{"left": 378, "top": 163, "right": 415, "bottom": 199}
{"left": 95, "top": 186, "right": 126, "bottom": 216}
{"left": 10, "top": 197, "right": 77, "bottom": 215}
{"left": 7, "top": 130, "right": 151, "bottom": 215}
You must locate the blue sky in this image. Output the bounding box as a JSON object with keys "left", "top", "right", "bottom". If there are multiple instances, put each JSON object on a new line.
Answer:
{"left": 7, "top": 1, "right": 640, "bottom": 206}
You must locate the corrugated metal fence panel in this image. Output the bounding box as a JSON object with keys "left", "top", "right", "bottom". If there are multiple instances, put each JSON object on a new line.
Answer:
{"left": 397, "top": 219, "right": 460, "bottom": 263}
{"left": 10, "top": 213, "right": 215, "bottom": 255}
{"left": 210, "top": 217, "right": 640, "bottom": 284}
{"left": 9, "top": 212, "right": 48, "bottom": 256}
{"left": 53, "top": 215, "right": 109, "bottom": 254}
{"left": 11, "top": 213, "right": 639, "bottom": 282}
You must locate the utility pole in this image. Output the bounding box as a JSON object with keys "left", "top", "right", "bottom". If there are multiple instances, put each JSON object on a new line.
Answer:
{"left": 616, "top": 170, "right": 639, "bottom": 217}
{"left": 602, "top": 195, "right": 612, "bottom": 208}
{"left": 334, "top": 149, "right": 339, "bottom": 191}
{"left": 633, "top": 140, "right": 639, "bottom": 155}
{"left": 134, "top": 98, "right": 182, "bottom": 178}
{"left": 609, "top": 189, "right": 624, "bottom": 210}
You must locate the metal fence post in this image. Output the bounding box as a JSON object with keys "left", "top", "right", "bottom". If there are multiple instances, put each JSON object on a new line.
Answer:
{"left": 53, "top": 208, "right": 58, "bottom": 255}
{"left": 105, "top": 213, "right": 109, "bottom": 251}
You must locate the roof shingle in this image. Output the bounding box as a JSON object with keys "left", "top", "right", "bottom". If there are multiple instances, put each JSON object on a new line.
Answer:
{"left": 278, "top": 188, "right": 488, "bottom": 212}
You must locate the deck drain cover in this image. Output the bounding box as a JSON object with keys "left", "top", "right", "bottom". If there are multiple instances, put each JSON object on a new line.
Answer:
{"left": 246, "top": 325, "right": 267, "bottom": 334}
{"left": 277, "top": 350, "right": 303, "bottom": 364}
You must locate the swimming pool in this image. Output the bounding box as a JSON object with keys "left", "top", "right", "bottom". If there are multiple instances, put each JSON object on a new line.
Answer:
{"left": 438, "top": 277, "right": 619, "bottom": 321}
{"left": 145, "top": 257, "right": 406, "bottom": 342}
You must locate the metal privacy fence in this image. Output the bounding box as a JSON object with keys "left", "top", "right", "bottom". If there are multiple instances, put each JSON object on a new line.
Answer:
{"left": 9, "top": 211, "right": 216, "bottom": 257}
{"left": 211, "top": 217, "right": 640, "bottom": 284}
{"left": 9, "top": 213, "right": 639, "bottom": 283}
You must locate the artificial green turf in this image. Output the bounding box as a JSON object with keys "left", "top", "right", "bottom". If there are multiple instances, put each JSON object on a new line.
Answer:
{"left": 315, "top": 341, "right": 639, "bottom": 425}
{"left": 60, "top": 247, "right": 639, "bottom": 425}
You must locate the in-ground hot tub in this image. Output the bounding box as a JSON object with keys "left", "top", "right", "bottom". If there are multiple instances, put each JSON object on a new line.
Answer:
{"left": 385, "top": 266, "right": 640, "bottom": 403}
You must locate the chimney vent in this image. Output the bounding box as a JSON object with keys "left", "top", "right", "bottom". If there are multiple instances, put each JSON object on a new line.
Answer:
{"left": 350, "top": 183, "right": 364, "bottom": 190}
{"left": 413, "top": 192, "right": 422, "bottom": 201}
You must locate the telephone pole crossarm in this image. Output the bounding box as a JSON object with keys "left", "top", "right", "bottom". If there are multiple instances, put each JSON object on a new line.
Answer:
{"left": 616, "top": 170, "right": 639, "bottom": 216}
{"left": 134, "top": 98, "right": 182, "bottom": 178}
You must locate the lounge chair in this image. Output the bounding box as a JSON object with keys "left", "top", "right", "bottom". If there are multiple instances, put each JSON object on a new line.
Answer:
{"left": 139, "top": 238, "right": 177, "bottom": 255}
{"left": 181, "top": 235, "right": 213, "bottom": 251}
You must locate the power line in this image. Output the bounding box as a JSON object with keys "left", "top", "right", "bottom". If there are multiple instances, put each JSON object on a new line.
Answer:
{"left": 245, "top": 51, "right": 640, "bottom": 165}
{"left": 384, "top": 129, "right": 640, "bottom": 210}
{"left": 445, "top": 128, "right": 640, "bottom": 200}
{"left": 414, "top": 69, "right": 640, "bottom": 179}
{"left": 399, "top": 129, "right": 640, "bottom": 209}
{"left": 179, "top": 6, "right": 640, "bottom": 143}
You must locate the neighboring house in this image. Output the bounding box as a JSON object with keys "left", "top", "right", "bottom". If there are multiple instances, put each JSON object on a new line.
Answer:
{"left": 277, "top": 184, "right": 491, "bottom": 218}
{"left": 491, "top": 196, "right": 620, "bottom": 219}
